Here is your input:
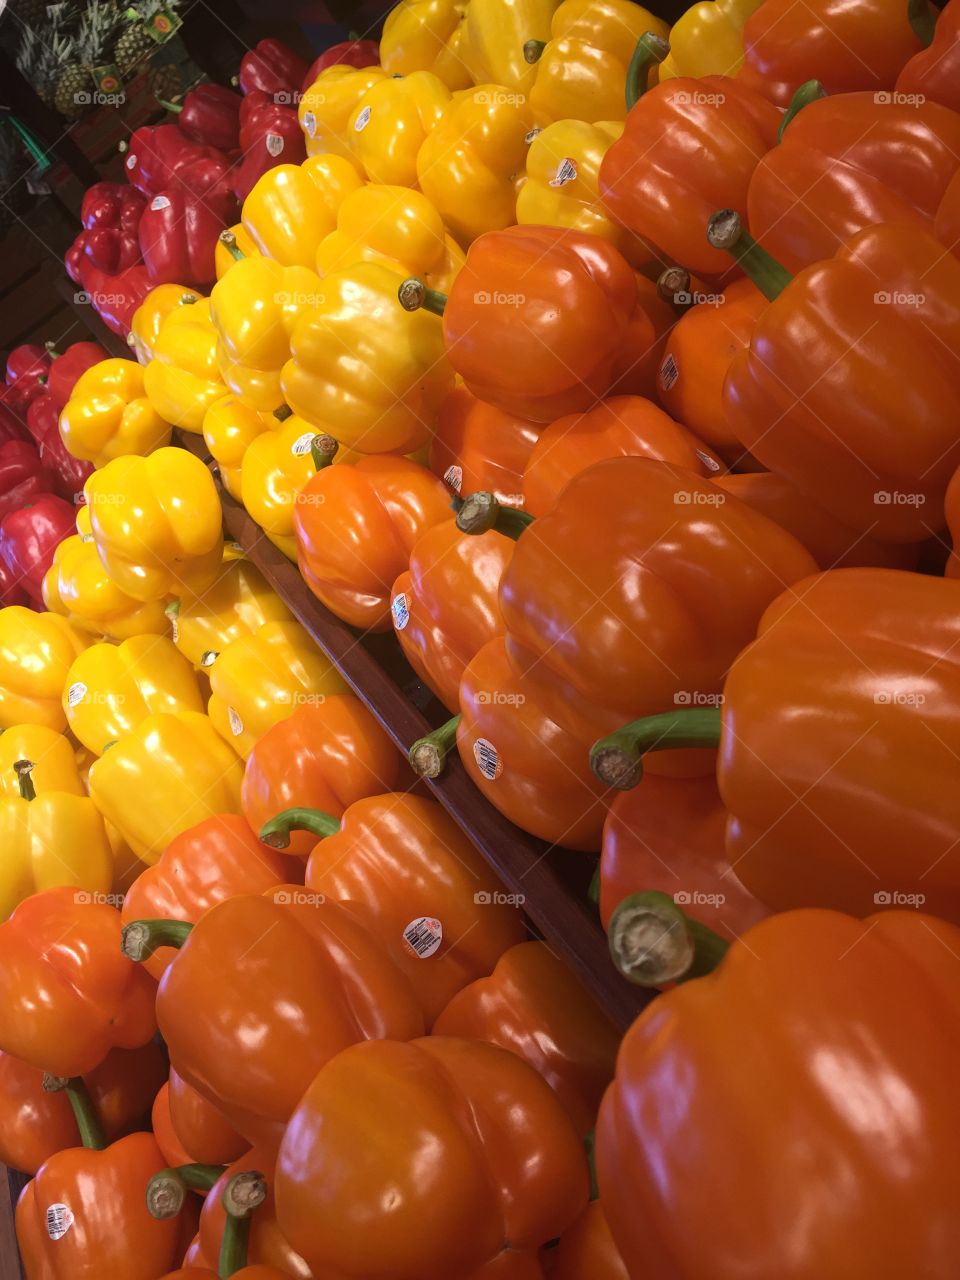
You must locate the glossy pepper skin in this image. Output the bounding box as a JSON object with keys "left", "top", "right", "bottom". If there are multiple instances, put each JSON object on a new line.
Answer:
{"left": 63, "top": 636, "right": 204, "bottom": 756}
{"left": 152, "top": 1069, "right": 249, "bottom": 1169}
{"left": 522, "top": 394, "right": 721, "bottom": 517}
{"left": 139, "top": 182, "right": 236, "bottom": 289}
{"left": 123, "top": 123, "right": 220, "bottom": 197}
{"left": 205, "top": 619, "right": 348, "bottom": 758}
{"left": 88, "top": 712, "right": 245, "bottom": 865}
{"left": 174, "top": 83, "right": 242, "bottom": 152}
{"left": 0, "top": 887, "right": 157, "bottom": 1076}
{"left": 435, "top": 940, "right": 619, "bottom": 1135}
{"left": 287, "top": 792, "right": 526, "bottom": 1024}
{"left": 240, "top": 414, "right": 324, "bottom": 558}
{"left": 722, "top": 223, "right": 960, "bottom": 543}
{"left": 0, "top": 495, "right": 75, "bottom": 608}
{"left": 146, "top": 890, "right": 425, "bottom": 1150}
{"left": 0, "top": 1042, "right": 166, "bottom": 1175}
{"left": 599, "top": 78, "right": 780, "bottom": 279}
{"left": 739, "top": 0, "right": 928, "bottom": 105}
{"left": 128, "top": 283, "right": 198, "bottom": 365}
{"left": 28, "top": 395, "right": 95, "bottom": 502}
{"left": 897, "top": 0, "right": 960, "bottom": 112}
{"left": 598, "top": 909, "right": 960, "bottom": 1279}
{"left": 416, "top": 87, "right": 536, "bottom": 247}
{"left": 16, "top": 1131, "right": 183, "bottom": 1280}
{"left": 294, "top": 452, "right": 452, "bottom": 630}
{"left": 46, "top": 341, "right": 107, "bottom": 412}
{"left": 275, "top": 1036, "right": 589, "bottom": 1278}
{"left": 144, "top": 297, "right": 226, "bottom": 432}
{"left": 59, "top": 357, "right": 171, "bottom": 466}
{"left": 0, "top": 439, "right": 54, "bottom": 522}
{"left": 349, "top": 70, "right": 450, "bottom": 186}
{"left": 748, "top": 93, "right": 960, "bottom": 272}
{"left": 0, "top": 724, "right": 84, "bottom": 799}
{"left": 439, "top": 226, "right": 639, "bottom": 422}
{"left": 42, "top": 534, "right": 170, "bottom": 640}
{"left": 170, "top": 557, "right": 291, "bottom": 668}
{"left": 548, "top": 1201, "right": 628, "bottom": 1279}
{"left": 392, "top": 518, "right": 514, "bottom": 711}
{"left": 501, "top": 458, "right": 817, "bottom": 752}
{"left": 232, "top": 92, "right": 307, "bottom": 203}
{"left": 84, "top": 447, "right": 224, "bottom": 601}
{"left": 461, "top": 0, "right": 561, "bottom": 94}
{"left": 3, "top": 343, "right": 51, "bottom": 416}
{"left": 0, "top": 607, "right": 87, "bottom": 731}
{"left": 241, "top": 157, "right": 364, "bottom": 268}
{"left": 430, "top": 386, "right": 541, "bottom": 502}
{"left": 660, "top": 0, "right": 764, "bottom": 79}
{"left": 239, "top": 38, "right": 309, "bottom": 97}
{"left": 381, "top": 0, "right": 470, "bottom": 89}
{"left": 242, "top": 696, "right": 403, "bottom": 858}
{"left": 528, "top": 0, "right": 670, "bottom": 124}
{"left": 299, "top": 65, "right": 388, "bottom": 158}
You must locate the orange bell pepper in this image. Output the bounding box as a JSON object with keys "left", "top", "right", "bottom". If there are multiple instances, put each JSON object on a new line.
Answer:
{"left": 522, "top": 394, "right": 721, "bottom": 517}
{"left": 121, "top": 815, "right": 289, "bottom": 980}
{"left": 273, "top": 1037, "right": 590, "bottom": 1278}
{"left": 124, "top": 890, "right": 426, "bottom": 1151}
{"left": 897, "top": 0, "right": 960, "bottom": 112}
{"left": 391, "top": 517, "right": 515, "bottom": 712}
{"left": 597, "top": 908, "right": 960, "bottom": 1278}
{"left": 262, "top": 793, "right": 525, "bottom": 1025}
{"left": 293, "top": 445, "right": 452, "bottom": 630}
{"left": 547, "top": 1201, "right": 629, "bottom": 1279}
{"left": 241, "top": 697, "right": 403, "bottom": 858}
{"left": 0, "top": 887, "right": 157, "bottom": 1077}
{"left": 434, "top": 940, "right": 619, "bottom": 1136}
{"left": 156, "top": 1067, "right": 249, "bottom": 1167}
{"left": 947, "top": 463, "right": 960, "bottom": 578}
{"left": 429, "top": 385, "right": 542, "bottom": 504}
{"left": 715, "top": 215, "right": 960, "bottom": 543}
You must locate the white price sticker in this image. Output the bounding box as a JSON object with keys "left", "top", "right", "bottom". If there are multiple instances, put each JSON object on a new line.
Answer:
{"left": 46, "top": 1204, "right": 74, "bottom": 1240}
{"left": 291, "top": 432, "right": 316, "bottom": 456}
{"left": 67, "top": 682, "right": 88, "bottom": 708}
{"left": 391, "top": 592, "right": 410, "bottom": 631}
{"left": 266, "top": 132, "right": 284, "bottom": 157}
{"left": 402, "top": 916, "right": 443, "bottom": 959}
{"left": 354, "top": 106, "right": 372, "bottom": 132}
{"left": 227, "top": 706, "right": 244, "bottom": 736}
{"left": 549, "top": 158, "right": 577, "bottom": 187}
{"left": 303, "top": 110, "right": 317, "bottom": 136}
{"left": 658, "top": 352, "right": 679, "bottom": 392}
{"left": 473, "top": 737, "right": 502, "bottom": 781}
{"left": 443, "top": 464, "right": 463, "bottom": 494}
{"left": 149, "top": 195, "right": 171, "bottom": 211}
{"left": 125, "top": 153, "right": 137, "bottom": 170}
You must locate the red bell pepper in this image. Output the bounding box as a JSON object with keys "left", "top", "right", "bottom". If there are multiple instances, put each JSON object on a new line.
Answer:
{"left": 0, "top": 440, "right": 54, "bottom": 521}
{"left": 164, "top": 83, "right": 242, "bottom": 152}
{"left": 84, "top": 224, "right": 142, "bottom": 275}
{"left": 140, "top": 182, "right": 236, "bottom": 287}
{"left": 0, "top": 553, "right": 27, "bottom": 606}
{"left": 0, "top": 493, "right": 75, "bottom": 605}
{"left": 80, "top": 183, "right": 147, "bottom": 272}
{"left": 897, "top": 0, "right": 960, "bottom": 112}
{"left": 65, "top": 230, "right": 88, "bottom": 285}
{"left": 302, "top": 38, "right": 380, "bottom": 89}
{"left": 76, "top": 258, "right": 155, "bottom": 338}
{"left": 3, "top": 342, "right": 51, "bottom": 416}
{"left": 238, "top": 38, "right": 309, "bottom": 99}
{"left": 123, "top": 123, "right": 225, "bottom": 197}
{"left": 46, "top": 341, "right": 108, "bottom": 411}
{"left": 232, "top": 92, "right": 306, "bottom": 202}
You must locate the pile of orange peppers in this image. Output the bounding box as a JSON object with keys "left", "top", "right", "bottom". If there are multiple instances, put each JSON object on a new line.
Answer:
{"left": 4, "top": 0, "right": 960, "bottom": 1275}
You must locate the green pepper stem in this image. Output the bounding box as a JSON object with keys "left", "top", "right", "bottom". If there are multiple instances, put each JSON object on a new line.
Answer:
{"left": 219, "top": 1171, "right": 267, "bottom": 1277}
{"left": 908, "top": 0, "right": 937, "bottom": 44}
{"left": 523, "top": 38, "right": 547, "bottom": 63}
{"left": 165, "top": 599, "right": 181, "bottom": 618}
{"left": 273, "top": 404, "right": 293, "bottom": 422}
{"left": 455, "top": 492, "right": 535, "bottom": 540}
{"left": 706, "top": 209, "right": 793, "bottom": 302}
{"left": 178, "top": 293, "right": 199, "bottom": 306}
{"left": 625, "top": 32, "right": 670, "bottom": 110}
{"left": 777, "top": 79, "right": 825, "bottom": 142}
{"left": 146, "top": 1164, "right": 227, "bottom": 1219}
{"left": 590, "top": 707, "right": 721, "bottom": 790}
{"left": 218, "top": 230, "right": 244, "bottom": 262}
{"left": 259, "top": 807, "right": 342, "bottom": 849}
{"left": 311, "top": 433, "right": 338, "bottom": 470}
{"left": 44, "top": 342, "right": 61, "bottom": 357}
{"left": 156, "top": 97, "right": 183, "bottom": 113}
{"left": 14, "top": 759, "right": 35, "bottom": 801}
{"left": 121, "top": 918, "right": 194, "bottom": 962}
{"left": 398, "top": 277, "right": 447, "bottom": 316}
{"left": 607, "top": 890, "right": 728, "bottom": 985}
{"left": 42, "top": 1075, "right": 105, "bottom": 1150}
{"left": 409, "top": 715, "right": 461, "bottom": 779}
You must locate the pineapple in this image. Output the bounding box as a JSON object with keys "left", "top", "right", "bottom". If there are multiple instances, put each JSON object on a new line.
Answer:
{"left": 115, "top": 0, "right": 180, "bottom": 69}
{"left": 147, "top": 62, "right": 183, "bottom": 100}
{"left": 15, "top": 8, "right": 74, "bottom": 105}
{"left": 54, "top": 1, "right": 123, "bottom": 117}
{"left": 10, "top": 0, "right": 50, "bottom": 28}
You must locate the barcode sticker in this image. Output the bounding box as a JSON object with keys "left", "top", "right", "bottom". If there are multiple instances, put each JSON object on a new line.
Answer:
{"left": 658, "top": 352, "right": 679, "bottom": 392}
{"left": 391, "top": 592, "right": 410, "bottom": 631}
{"left": 402, "top": 916, "right": 442, "bottom": 959}
{"left": 170, "top": 615, "right": 179, "bottom": 643}
{"left": 354, "top": 106, "right": 372, "bottom": 131}
{"left": 303, "top": 111, "right": 317, "bottom": 136}
{"left": 696, "top": 448, "right": 721, "bottom": 473}
{"left": 228, "top": 707, "right": 244, "bottom": 736}
{"left": 266, "top": 132, "right": 284, "bottom": 157}
{"left": 46, "top": 1204, "right": 74, "bottom": 1240}
{"left": 150, "top": 195, "right": 170, "bottom": 211}
{"left": 291, "top": 432, "right": 316, "bottom": 456}
{"left": 473, "top": 737, "right": 502, "bottom": 781}
{"left": 67, "top": 682, "right": 87, "bottom": 708}
{"left": 443, "top": 464, "right": 463, "bottom": 494}
{"left": 125, "top": 153, "right": 137, "bottom": 170}
{"left": 549, "top": 157, "right": 577, "bottom": 187}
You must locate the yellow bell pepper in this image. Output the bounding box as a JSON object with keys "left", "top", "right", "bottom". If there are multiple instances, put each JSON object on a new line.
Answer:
{"left": 42, "top": 534, "right": 170, "bottom": 640}
{"left": 239, "top": 414, "right": 326, "bottom": 558}
{"left": 0, "top": 759, "right": 114, "bottom": 920}
{"left": 241, "top": 157, "right": 364, "bottom": 268}
{"left": 142, "top": 296, "right": 225, "bottom": 433}
{"left": 416, "top": 86, "right": 536, "bottom": 245}
{"left": 316, "top": 184, "right": 465, "bottom": 292}
{"left": 282, "top": 261, "right": 453, "bottom": 454}
{"left": 128, "top": 283, "right": 199, "bottom": 366}
{"left": 381, "top": 0, "right": 472, "bottom": 89}
{"left": 0, "top": 724, "right": 85, "bottom": 798}
{"left": 75, "top": 504, "right": 92, "bottom": 539}
{"left": 84, "top": 447, "right": 224, "bottom": 602}
{"left": 63, "top": 635, "right": 204, "bottom": 756}
{"left": 299, "top": 66, "right": 389, "bottom": 158}
{"left": 167, "top": 557, "right": 292, "bottom": 669}
{"left": 215, "top": 343, "right": 286, "bottom": 414}
{"left": 348, "top": 71, "right": 450, "bottom": 186}
{"left": 205, "top": 619, "right": 347, "bottom": 758}
{"left": 0, "top": 608, "right": 88, "bottom": 731}
{"left": 659, "top": 0, "right": 764, "bottom": 79}
{"left": 526, "top": 0, "right": 670, "bottom": 123}
{"left": 108, "top": 821, "right": 151, "bottom": 897}
{"left": 460, "top": 0, "right": 561, "bottom": 93}
{"left": 88, "top": 711, "right": 244, "bottom": 865}
{"left": 59, "top": 358, "right": 172, "bottom": 467}
{"left": 202, "top": 394, "right": 277, "bottom": 501}
{"left": 214, "top": 221, "right": 260, "bottom": 279}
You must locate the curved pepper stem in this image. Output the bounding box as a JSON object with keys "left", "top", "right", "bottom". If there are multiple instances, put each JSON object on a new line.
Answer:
{"left": 218, "top": 230, "right": 245, "bottom": 262}
{"left": 625, "top": 32, "right": 670, "bottom": 110}
{"left": 777, "top": 79, "right": 825, "bottom": 143}
{"left": 590, "top": 707, "right": 721, "bottom": 790}
{"left": 706, "top": 210, "right": 793, "bottom": 302}
{"left": 273, "top": 404, "right": 293, "bottom": 422}
{"left": 398, "top": 277, "right": 447, "bottom": 316}
{"left": 523, "top": 38, "right": 547, "bottom": 63}
{"left": 42, "top": 1075, "right": 106, "bottom": 1150}
{"left": 121, "top": 918, "right": 194, "bottom": 962}
{"left": 146, "top": 1164, "right": 227, "bottom": 1219}
{"left": 310, "top": 432, "right": 338, "bottom": 471}
{"left": 908, "top": 0, "right": 937, "bottom": 44}
{"left": 219, "top": 1171, "right": 268, "bottom": 1277}
{"left": 156, "top": 97, "right": 184, "bottom": 113}
{"left": 455, "top": 492, "right": 535, "bottom": 540}
{"left": 608, "top": 890, "right": 729, "bottom": 985}
{"left": 409, "top": 714, "right": 461, "bottom": 779}
{"left": 44, "top": 342, "right": 61, "bottom": 358}
{"left": 259, "top": 807, "right": 342, "bottom": 849}
{"left": 14, "top": 759, "right": 35, "bottom": 801}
